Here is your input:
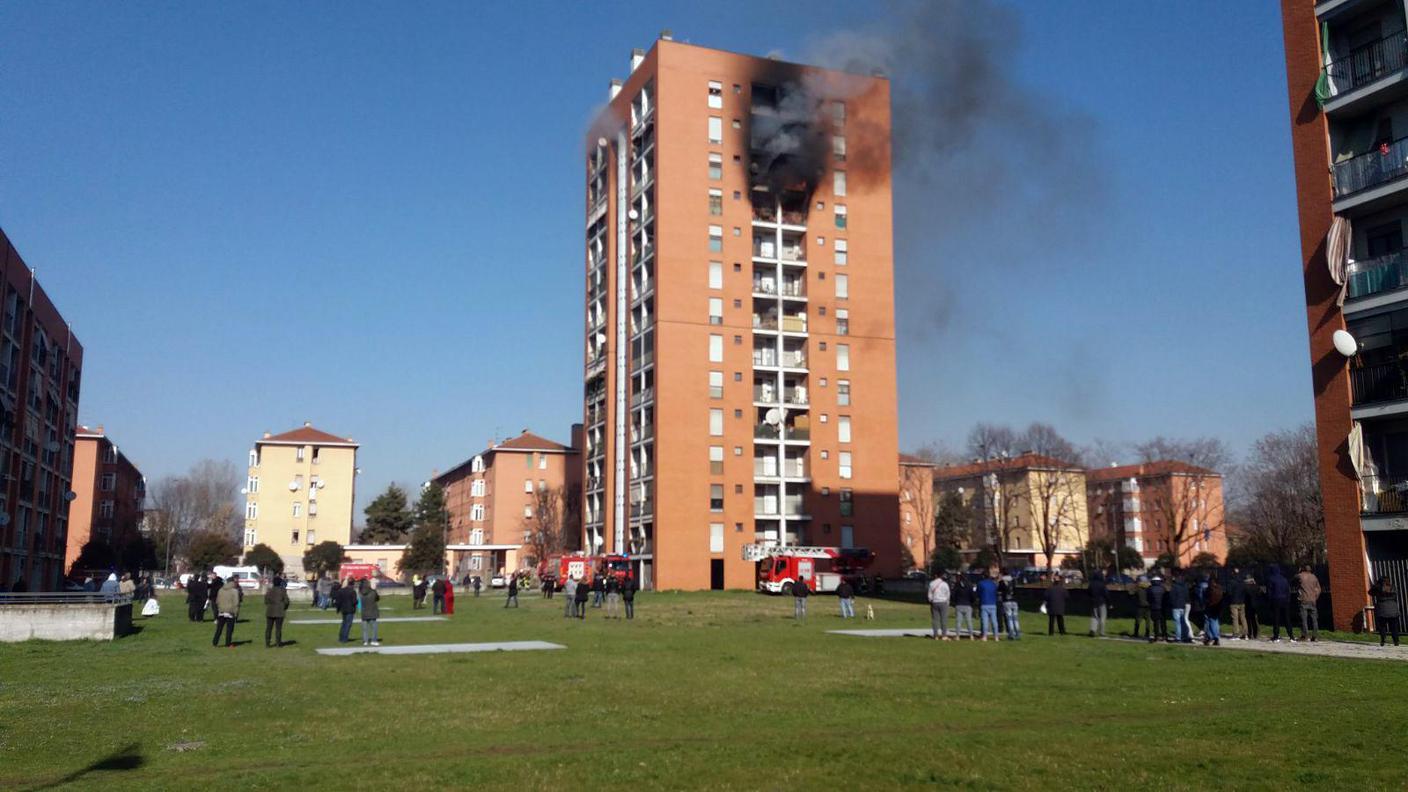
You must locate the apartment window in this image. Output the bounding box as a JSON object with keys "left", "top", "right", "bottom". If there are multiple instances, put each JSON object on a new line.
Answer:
{"left": 471, "top": 479, "right": 485, "bottom": 497}
{"left": 841, "top": 525, "right": 854, "bottom": 549}
{"left": 709, "top": 189, "right": 723, "bottom": 216}
{"left": 291, "top": 530, "right": 300, "bottom": 544}
{"left": 246, "top": 502, "right": 258, "bottom": 520}
{"left": 707, "top": 80, "right": 723, "bottom": 109}
{"left": 708, "top": 153, "right": 723, "bottom": 180}
{"left": 834, "top": 239, "right": 848, "bottom": 265}
{"left": 836, "top": 308, "right": 849, "bottom": 336}
{"left": 539, "top": 456, "right": 548, "bottom": 470}
{"left": 709, "top": 261, "right": 723, "bottom": 289}
{"left": 710, "top": 408, "right": 724, "bottom": 436}
{"left": 524, "top": 479, "right": 534, "bottom": 493}
{"left": 835, "top": 204, "right": 847, "bottom": 229}
{"left": 524, "top": 505, "right": 534, "bottom": 518}
{"left": 837, "top": 379, "right": 851, "bottom": 406}
{"left": 296, "top": 446, "right": 306, "bottom": 462}
{"left": 838, "top": 416, "right": 852, "bottom": 443}
{"left": 709, "top": 225, "right": 723, "bottom": 252}
{"left": 835, "top": 274, "right": 849, "bottom": 300}
{"left": 292, "top": 501, "right": 302, "bottom": 517}
{"left": 309, "top": 502, "right": 318, "bottom": 517}
{"left": 837, "top": 344, "right": 850, "bottom": 371}
{"left": 708, "top": 116, "right": 723, "bottom": 144}
{"left": 709, "top": 334, "right": 724, "bottom": 362}
{"left": 709, "top": 371, "right": 724, "bottom": 398}
{"left": 471, "top": 455, "right": 484, "bottom": 472}
{"left": 248, "top": 449, "right": 259, "bottom": 467}
{"left": 833, "top": 101, "right": 846, "bottom": 126}
{"left": 833, "top": 135, "right": 847, "bottom": 163}
{"left": 100, "top": 472, "right": 116, "bottom": 491}
{"left": 840, "top": 488, "right": 854, "bottom": 516}
{"left": 734, "top": 446, "right": 743, "bottom": 456}
{"left": 312, "top": 446, "right": 320, "bottom": 463}
{"left": 839, "top": 451, "right": 853, "bottom": 480}
{"left": 469, "top": 556, "right": 483, "bottom": 570}
{"left": 101, "top": 445, "right": 117, "bottom": 464}
{"left": 710, "top": 484, "right": 724, "bottom": 511}
{"left": 710, "top": 446, "right": 725, "bottom": 475}
{"left": 710, "top": 522, "right": 725, "bottom": 553}
{"left": 307, "top": 529, "right": 316, "bottom": 545}
{"left": 709, "top": 297, "right": 724, "bottom": 325}
{"left": 526, "top": 453, "right": 534, "bottom": 468}
{"left": 470, "top": 505, "right": 485, "bottom": 522}
{"left": 538, "top": 478, "right": 547, "bottom": 491}
{"left": 247, "top": 476, "right": 259, "bottom": 494}
{"left": 833, "top": 171, "right": 846, "bottom": 196}
{"left": 99, "top": 499, "right": 114, "bottom": 518}
{"left": 244, "top": 528, "right": 256, "bottom": 547}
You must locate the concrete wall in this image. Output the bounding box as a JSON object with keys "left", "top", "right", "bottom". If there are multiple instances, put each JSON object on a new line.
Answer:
{"left": 0, "top": 601, "right": 132, "bottom": 642}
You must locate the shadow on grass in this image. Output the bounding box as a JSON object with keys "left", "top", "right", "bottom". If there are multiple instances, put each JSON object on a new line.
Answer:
{"left": 22, "top": 742, "right": 144, "bottom": 791}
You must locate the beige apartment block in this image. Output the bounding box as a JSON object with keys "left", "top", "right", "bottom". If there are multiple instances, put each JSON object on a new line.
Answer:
{"left": 243, "top": 423, "right": 358, "bottom": 577}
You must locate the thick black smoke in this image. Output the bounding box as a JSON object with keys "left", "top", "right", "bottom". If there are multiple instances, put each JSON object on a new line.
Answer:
{"left": 748, "top": 81, "right": 829, "bottom": 204}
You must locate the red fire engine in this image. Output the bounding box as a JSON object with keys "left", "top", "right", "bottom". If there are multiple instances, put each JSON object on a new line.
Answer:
{"left": 540, "top": 553, "right": 632, "bottom": 589}
{"left": 742, "top": 544, "right": 874, "bottom": 594}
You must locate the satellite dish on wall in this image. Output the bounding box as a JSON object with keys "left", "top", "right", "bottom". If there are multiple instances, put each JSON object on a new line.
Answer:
{"left": 764, "top": 408, "right": 782, "bottom": 426}
{"left": 628, "top": 209, "right": 639, "bottom": 220}
{"left": 1332, "top": 329, "right": 1358, "bottom": 357}
{"left": 288, "top": 480, "right": 299, "bottom": 491}
{"left": 64, "top": 491, "right": 77, "bottom": 502}
{"left": 317, "top": 480, "right": 326, "bottom": 489}
{"left": 597, "top": 137, "right": 608, "bottom": 148}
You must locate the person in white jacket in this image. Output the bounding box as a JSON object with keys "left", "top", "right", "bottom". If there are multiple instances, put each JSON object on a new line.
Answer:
{"left": 927, "top": 574, "right": 951, "bottom": 641}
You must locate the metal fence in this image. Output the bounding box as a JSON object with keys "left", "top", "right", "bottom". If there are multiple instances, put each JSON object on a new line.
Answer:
{"left": 1325, "top": 31, "right": 1408, "bottom": 97}
{"left": 0, "top": 592, "right": 134, "bottom": 605}
{"left": 1350, "top": 360, "right": 1408, "bottom": 405}
{"left": 1348, "top": 248, "right": 1408, "bottom": 299}
{"left": 1333, "top": 136, "right": 1408, "bottom": 198}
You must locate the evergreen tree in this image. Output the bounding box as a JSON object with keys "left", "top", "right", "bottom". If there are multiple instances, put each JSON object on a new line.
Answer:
{"left": 70, "top": 539, "right": 116, "bottom": 575}
{"left": 399, "top": 483, "right": 448, "bottom": 576}
{"left": 361, "top": 484, "right": 413, "bottom": 543}
{"left": 303, "top": 541, "right": 347, "bottom": 578}
{"left": 244, "top": 543, "right": 285, "bottom": 576}
{"left": 185, "top": 530, "right": 240, "bottom": 570}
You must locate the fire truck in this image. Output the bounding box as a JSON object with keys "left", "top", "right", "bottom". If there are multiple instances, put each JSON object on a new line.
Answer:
{"left": 541, "top": 553, "right": 632, "bottom": 589}
{"left": 742, "top": 544, "right": 875, "bottom": 594}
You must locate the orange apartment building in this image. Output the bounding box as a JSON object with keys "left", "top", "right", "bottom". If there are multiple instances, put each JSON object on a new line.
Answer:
{"left": 0, "top": 228, "right": 84, "bottom": 592}
{"left": 435, "top": 429, "right": 581, "bottom": 579}
{"left": 582, "top": 37, "right": 902, "bottom": 590}
{"left": 1085, "top": 462, "right": 1227, "bottom": 569}
{"left": 64, "top": 425, "right": 145, "bottom": 572}
{"left": 1281, "top": 0, "right": 1408, "bottom": 630}
{"left": 933, "top": 454, "right": 1089, "bottom": 570}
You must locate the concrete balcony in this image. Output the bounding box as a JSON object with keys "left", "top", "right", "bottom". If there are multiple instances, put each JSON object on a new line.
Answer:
{"left": 1322, "top": 30, "right": 1408, "bottom": 119}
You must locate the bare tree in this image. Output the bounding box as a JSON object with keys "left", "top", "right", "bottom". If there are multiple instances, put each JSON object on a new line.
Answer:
{"left": 967, "top": 459, "right": 1028, "bottom": 569}
{"left": 966, "top": 423, "right": 1020, "bottom": 460}
{"left": 560, "top": 487, "right": 583, "bottom": 552}
{"left": 522, "top": 486, "right": 577, "bottom": 567}
{"left": 148, "top": 459, "right": 243, "bottom": 575}
{"left": 1228, "top": 424, "right": 1325, "bottom": 566}
{"left": 1030, "top": 463, "right": 1085, "bottom": 573}
{"left": 1023, "top": 422, "right": 1085, "bottom": 466}
{"left": 1135, "top": 437, "right": 1230, "bottom": 567}
{"left": 899, "top": 462, "right": 937, "bottom": 570}
{"left": 909, "top": 440, "right": 963, "bottom": 466}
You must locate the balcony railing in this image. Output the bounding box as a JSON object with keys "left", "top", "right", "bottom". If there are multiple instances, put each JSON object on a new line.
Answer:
{"left": 1324, "top": 31, "right": 1408, "bottom": 98}
{"left": 1348, "top": 248, "right": 1408, "bottom": 299}
{"left": 1363, "top": 474, "right": 1408, "bottom": 514}
{"left": 755, "top": 423, "right": 780, "bottom": 440}
{"left": 1351, "top": 359, "right": 1408, "bottom": 405}
{"left": 780, "top": 316, "right": 807, "bottom": 333}
{"left": 753, "top": 315, "right": 779, "bottom": 331}
{"left": 1333, "top": 136, "right": 1408, "bottom": 198}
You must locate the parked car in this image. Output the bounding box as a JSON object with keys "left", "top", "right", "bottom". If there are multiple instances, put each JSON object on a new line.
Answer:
{"left": 282, "top": 578, "right": 308, "bottom": 590}
{"left": 152, "top": 577, "right": 175, "bottom": 590}
{"left": 490, "top": 575, "right": 507, "bottom": 588}
{"left": 903, "top": 570, "right": 929, "bottom": 580}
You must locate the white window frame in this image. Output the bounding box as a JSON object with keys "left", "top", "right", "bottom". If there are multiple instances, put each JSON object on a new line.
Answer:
{"left": 709, "top": 408, "right": 724, "bottom": 436}
{"left": 292, "top": 501, "right": 302, "bottom": 518}
{"left": 710, "top": 522, "right": 725, "bottom": 553}
{"left": 708, "top": 116, "right": 723, "bottom": 144}
{"left": 709, "top": 261, "right": 723, "bottom": 289}
{"left": 835, "top": 274, "right": 849, "bottom": 300}
{"left": 524, "top": 479, "right": 534, "bottom": 493}
{"left": 834, "top": 238, "right": 848, "bottom": 265}
{"left": 709, "top": 371, "right": 724, "bottom": 398}
{"left": 709, "top": 297, "right": 723, "bottom": 324}
{"left": 839, "top": 451, "right": 853, "bottom": 480}
{"left": 838, "top": 416, "right": 852, "bottom": 443}
{"left": 246, "top": 502, "right": 258, "bottom": 520}
{"left": 709, "top": 334, "right": 724, "bottom": 363}
{"left": 833, "top": 170, "right": 846, "bottom": 196}
{"left": 837, "top": 344, "right": 850, "bottom": 372}
{"left": 707, "top": 81, "right": 723, "bottom": 109}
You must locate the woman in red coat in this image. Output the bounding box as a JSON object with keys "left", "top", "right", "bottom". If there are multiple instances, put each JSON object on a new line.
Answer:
{"left": 443, "top": 576, "right": 456, "bottom": 615}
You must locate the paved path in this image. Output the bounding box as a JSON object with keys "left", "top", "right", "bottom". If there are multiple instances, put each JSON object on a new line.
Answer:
{"left": 829, "top": 628, "right": 932, "bottom": 638}
{"left": 316, "top": 640, "right": 565, "bottom": 656}
{"left": 289, "top": 616, "right": 447, "bottom": 625}
{"left": 1106, "top": 635, "right": 1408, "bottom": 662}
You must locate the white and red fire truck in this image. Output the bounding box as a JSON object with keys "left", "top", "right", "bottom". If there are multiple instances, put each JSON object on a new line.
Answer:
{"left": 540, "top": 553, "right": 632, "bottom": 589}
{"left": 742, "top": 544, "right": 874, "bottom": 594}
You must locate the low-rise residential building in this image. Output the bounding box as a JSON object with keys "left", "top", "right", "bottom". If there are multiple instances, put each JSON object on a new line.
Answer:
{"left": 434, "top": 428, "right": 581, "bottom": 580}
{"left": 243, "top": 423, "right": 359, "bottom": 578}
{"left": 1085, "top": 461, "right": 1227, "bottom": 569}
{"left": 64, "top": 425, "right": 144, "bottom": 573}
{"left": 934, "top": 453, "right": 1089, "bottom": 570}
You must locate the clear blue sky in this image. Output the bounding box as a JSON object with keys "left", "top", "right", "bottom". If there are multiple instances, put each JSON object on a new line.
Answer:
{"left": 0, "top": 1, "right": 1304, "bottom": 515}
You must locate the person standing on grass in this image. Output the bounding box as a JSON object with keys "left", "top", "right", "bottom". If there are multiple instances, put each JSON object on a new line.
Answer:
{"left": 1169, "top": 572, "right": 1191, "bottom": 643}
{"left": 335, "top": 577, "right": 358, "bottom": 643}
{"left": 623, "top": 574, "right": 638, "bottom": 620}
{"left": 952, "top": 574, "right": 975, "bottom": 639}
{"left": 1266, "top": 565, "right": 1295, "bottom": 643}
{"left": 505, "top": 573, "right": 520, "bottom": 608}
{"left": 473, "top": 576, "right": 482, "bottom": 597}
{"left": 977, "top": 571, "right": 1001, "bottom": 641}
{"left": 1148, "top": 575, "right": 1168, "bottom": 643}
{"left": 1243, "top": 572, "right": 1262, "bottom": 640}
{"left": 212, "top": 576, "right": 241, "bottom": 648}
{"left": 793, "top": 575, "right": 810, "bottom": 621}
{"left": 444, "top": 576, "right": 456, "bottom": 615}
{"left": 1296, "top": 565, "right": 1322, "bottom": 643}
{"left": 605, "top": 574, "right": 621, "bottom": 618}
{"left": 927, "top": 572, "right": 951, "bottom": 640}
{"left": 573, "top": 574, "right": 590, "bottom": 619}
{"left": 999, "top": 574, "right": 1021, "bottom": 640}
{"left": 1044, "top": 576, "right": 1068, "bottom": 636}
{"left": 1372, "top": 579, "right": 1401, "bottom": 647}
{"left": 1201, "top": 577, "right": 1224, "bottom": 646}
{"left": 837, "top": 578, "right": 857, "bottom": 620}
{"left": 563, "top": 576, "right": 578, "bottom": 618}
{"left": 317, "top": 576, "right": 332, "bottom": 610}
{"left": 186, "top": 575, "right": 205, "bottom": 622}
{"left": 265, "top": 576, "right": 289, "bottom": 648}
{"left": 592, "top": 573, "right": 606, "bottom": 608}
{"left": 1133, "top": 577, "right": 1152, "bottom": 640}
{"left": 359, "top": 578, "right": 381, "bottom": 647}
{"left": 412, "top": 575, "right": 426, "bottom": 610}
{"left": 118, "top": 573, "right": 136, "bottom": 599}
{"left": 431, "top": 576, "right": 446, "bottom": 615}
{"left": 1189, "top": 573, "right": 1207, "bottom": 641}
{"left": 1088, "top": 571, "right": 1109, "bottom": 638}
{"left": 1226, "top": 568, "right": 1247, "bottom": 641}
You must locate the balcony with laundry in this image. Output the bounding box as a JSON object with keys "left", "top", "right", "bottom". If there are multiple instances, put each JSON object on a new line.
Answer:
{"left": 1318, "top": 3, "right": 1408, "bottom": 118}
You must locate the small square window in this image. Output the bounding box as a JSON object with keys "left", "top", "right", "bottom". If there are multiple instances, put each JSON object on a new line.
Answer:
{"left": 734, "top": 446, "right": 743, "bottom": 456}
{"left": 822, "top": 487, "right": 831, "bottom": 496}
{"left": 733, "top": 299, "right": 742, "bottom": 308}
{"left": 820, "top": 377, "right": 828, "bottom": 387}
{"left": 820, "top": 414, "right": 828, "bottom": 423}
{"left": 818, "top": 306, "right": 827, "bottom": 316}
{"left": 733, "top": 262, "right": 742, "bottom": 272}
{"left": 734, "top": 371, "right": 743, "bottom": 381}
{"left": 733, "top": 190, "right": 741, "bottom": 199}
{"left": 819, "top": 341, "right": 827, "bottom": 351}
{"left": 733, "top": 227, "right": 741, "bottom": 236}
{"left": 735, "top": 522, "right": 744, "bottom": 533}
{"left": 734, "top": 335, "right": 742, "bottom": 345}
{"left": 734, "top": 409, "right": 743, "bottom": 418}
{"left": 732, "top": 118, "right": 741, "bottom": 129}
{"left": 734, "top": 484, "right": 743, "bottom": 494}
{"left": 821, "top": 450, "right": 830, "bottom": 460}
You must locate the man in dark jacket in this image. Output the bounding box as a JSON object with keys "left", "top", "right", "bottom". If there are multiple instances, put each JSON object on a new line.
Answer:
{"left": 836, "top": 579, "right": 856, "bottom": 619}
{"left": 1133, "top": 578, "right": 1152, "bottom": 639}
{"left": 1169, "top": 573, "right": 1192, "bottom": 643}
{"left": 573, "top": 573, "right": 590, "bottom": 618}
{"left": 359, "top": 578, "right": 381, "bottom": 647}
{"left": 334, "top": 577, "right": 359, "bottom": 643}
{"left": 1044, "top": 577, "right": 1068, "bottom": 635}
{"left": 1202, "top": 578, "right": 1224, "bottom": 647}
{"left": 591, "top": 573, "right": 606, "bottom": 608}
{"left": 431, "top": 576, "right": 447, "bottom": 615}
{"left": 1266, "top": 565, "right": 1295, "bottom": 642}
{"left": 622, "top": 575, "right": 638, "bottom": 620}
{"left": 265, "top": 576, "right": 290, "bottom": 648}
{"left": 793, "top": 576, "right": 810, "bottom": 621}
{"left": 1087, "top": 572, "right": 1109, "bottom": 638}
{"left": 1227, "top": 568, "right": 1248, "bottom": 641}
{"left": 1148, "top": 576, "right": 1168, "bottom": 643}
{"left": 952, "top": 575, "right": 976, "bottom": 639}
{"left": 412, "top": 577, "right": 428, "bottom": 610}
{"left": 187, "top": 574, "right": 208, "bottom": 622}
{"left": 505, "top": 574, "right": 520, "bottom": 608}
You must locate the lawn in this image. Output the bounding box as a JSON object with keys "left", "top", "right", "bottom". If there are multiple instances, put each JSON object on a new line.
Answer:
{"left": 2, "top": 589, "right": 1405, "bottom": 790}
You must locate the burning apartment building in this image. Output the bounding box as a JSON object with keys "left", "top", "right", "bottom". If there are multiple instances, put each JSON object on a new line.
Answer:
{"left": 580, "top": 35, "right": 902, "bottom": 589}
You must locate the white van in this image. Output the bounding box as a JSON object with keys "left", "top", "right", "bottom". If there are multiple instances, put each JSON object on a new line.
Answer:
{"left": 213, "top": 565, "right": 262, "bottom": 590}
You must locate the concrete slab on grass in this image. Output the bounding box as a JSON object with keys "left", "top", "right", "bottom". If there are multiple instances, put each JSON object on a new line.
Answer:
{"left": 828, "top": 628, "right": 932, "bottom": 638}
{"left": 1105, "top": 635, "right": 1408, "bottom": 662}
{"left": 290, "top": 616, "right": 447, "bottom": 625}
{"left": 317, "top": 640, "right": 565, "bottom": 656}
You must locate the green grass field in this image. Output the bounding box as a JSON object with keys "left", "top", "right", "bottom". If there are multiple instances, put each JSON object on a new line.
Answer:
{"left": 3, "top": 590, "right": 1405, "bottom": 790}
